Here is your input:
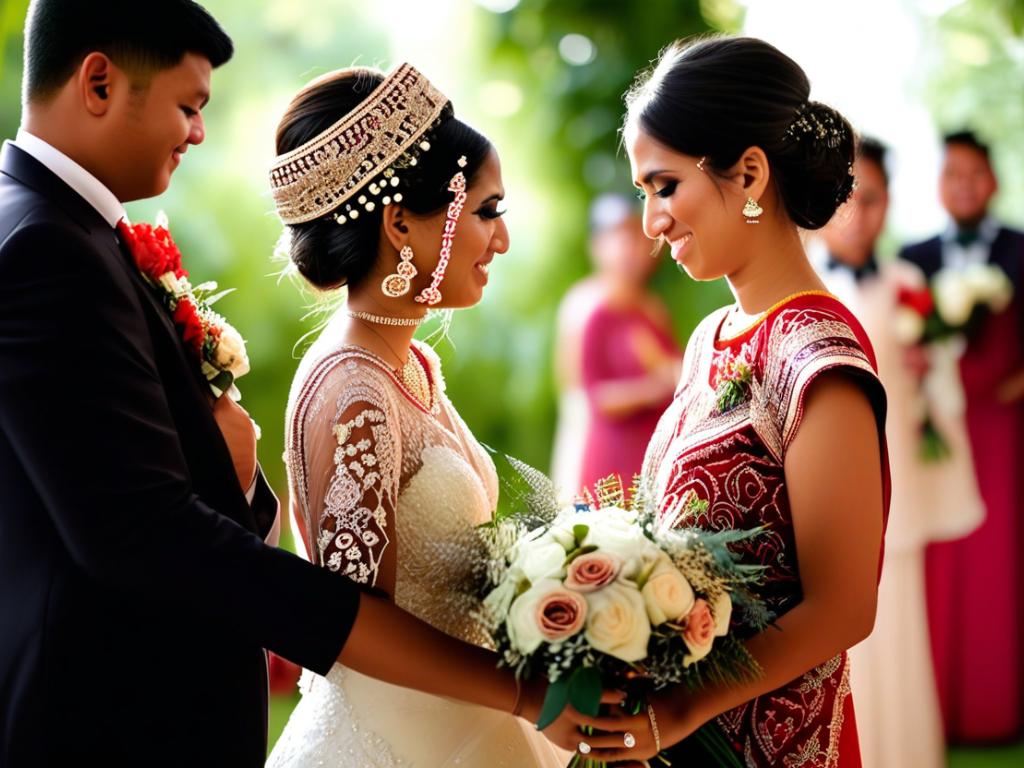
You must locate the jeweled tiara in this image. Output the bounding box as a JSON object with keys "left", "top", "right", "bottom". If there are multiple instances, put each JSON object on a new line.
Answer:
{"left": 270, "top": 63, "right": 450, "bottom": 225}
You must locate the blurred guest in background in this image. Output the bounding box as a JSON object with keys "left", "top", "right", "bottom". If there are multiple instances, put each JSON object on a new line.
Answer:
{"left": 551, "top": 193, "right": 682, "bottom": 494}
{"left": 552, "top": 193, "right": 682, "bottom": 495}
{"left": 815, "top": 138, "right": 983, "bottom": 768}
{"left": 900, "top": 130, "right": 1024, "bottom": 744}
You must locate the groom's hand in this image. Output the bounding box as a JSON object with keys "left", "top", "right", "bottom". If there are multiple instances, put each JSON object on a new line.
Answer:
{"left": 212, "top": 395, "right": 258, "bottom": 492}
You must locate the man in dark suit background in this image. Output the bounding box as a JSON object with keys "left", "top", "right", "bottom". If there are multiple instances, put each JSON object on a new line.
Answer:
{"left": 900, "top": 131, "right": 1024, "bottom": 744}
{"left": 0, "top": 2, "right": 573, "bottom": 766}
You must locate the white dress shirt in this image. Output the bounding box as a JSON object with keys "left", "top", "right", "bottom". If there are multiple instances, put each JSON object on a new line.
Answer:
{"left": 940, "top": 214, "right": 999, "bottom": 272}
{"left": 12, "top": 129, "right": 126, "bottom": 227}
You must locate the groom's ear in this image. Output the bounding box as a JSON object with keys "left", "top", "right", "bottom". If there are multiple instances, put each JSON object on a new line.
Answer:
{"left": 80, "top": 53, "right": 116, "bottom": 116}
{"left": 381, "top": 204, "right": 410, "bottom": 251}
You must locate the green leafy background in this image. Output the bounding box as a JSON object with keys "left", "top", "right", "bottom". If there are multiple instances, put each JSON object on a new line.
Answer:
{"left": 2, "top": 0, "right": 1022, "bottom": 762}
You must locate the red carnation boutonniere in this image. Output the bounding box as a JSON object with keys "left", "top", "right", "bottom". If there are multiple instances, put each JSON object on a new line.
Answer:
{"left": 119, "top": 212, "right": 251, "bottom": 402}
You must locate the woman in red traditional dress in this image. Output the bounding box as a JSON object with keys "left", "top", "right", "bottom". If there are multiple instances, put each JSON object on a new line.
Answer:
{"left": 578, "top": 37, "right": 891, "bottom": 768}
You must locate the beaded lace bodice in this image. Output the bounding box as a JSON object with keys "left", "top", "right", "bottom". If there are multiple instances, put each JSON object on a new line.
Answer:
{"left": 285, "top": 328, "right": 498, "bottom": 646}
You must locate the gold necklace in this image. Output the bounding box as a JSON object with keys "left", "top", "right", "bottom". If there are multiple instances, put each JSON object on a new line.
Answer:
{"left": 720, "top": 290, "right": 836, "bottom": 341}
{"left": 351, "top": 318, "right": 435, "bottom": 411}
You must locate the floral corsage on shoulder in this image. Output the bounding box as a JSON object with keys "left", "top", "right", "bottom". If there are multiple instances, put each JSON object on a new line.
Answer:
{"left": 118, "top": 212, "right": 249, "bottom": 400}
{"left": 714, "top": 355, "right": 755, "bottom": 413}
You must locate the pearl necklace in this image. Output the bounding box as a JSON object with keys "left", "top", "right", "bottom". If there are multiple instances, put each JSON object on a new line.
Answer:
{"left": 346, "top": 309, "right": 424, "bottom": 327}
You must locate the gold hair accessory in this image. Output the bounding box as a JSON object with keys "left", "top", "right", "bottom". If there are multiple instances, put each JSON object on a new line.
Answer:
{"left": 381, "top": 246, "right": 418, "bottom": 297}
{"left": 743, "top": 197, "right": 763, "bottom": 222}
{"left": 270, "top": 63, "right": 449, "bottom": 225}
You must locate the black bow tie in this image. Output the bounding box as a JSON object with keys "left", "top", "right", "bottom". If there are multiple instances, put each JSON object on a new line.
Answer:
{"left": 955, "top": 229, "right": 981, "bottom": 248}
{"left": 827, "top": 255, "right": 878, "bottom": 282}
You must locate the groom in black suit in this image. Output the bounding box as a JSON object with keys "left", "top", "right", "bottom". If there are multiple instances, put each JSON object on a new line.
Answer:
{"left": 0, "top": 3, "right": 367, "bottom": 765}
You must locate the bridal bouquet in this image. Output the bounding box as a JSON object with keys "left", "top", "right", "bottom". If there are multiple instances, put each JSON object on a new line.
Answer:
{"left": 894, "top": 264, "right": 1012, "bottom": 460}
{"left": 477, "top": 462, "right": 769, "bottom": 767}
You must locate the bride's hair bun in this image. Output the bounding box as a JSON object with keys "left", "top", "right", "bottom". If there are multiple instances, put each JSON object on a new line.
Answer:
{"left": 625, "top": 36, "right": 857, "bottom": 231}
{"left": 274, "top": 68, "right": 493, "bottom": 291}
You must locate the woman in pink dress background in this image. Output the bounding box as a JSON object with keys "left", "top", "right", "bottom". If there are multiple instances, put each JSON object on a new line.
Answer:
{"left": 574, "top": 194, "right": 683, "bottom": 492}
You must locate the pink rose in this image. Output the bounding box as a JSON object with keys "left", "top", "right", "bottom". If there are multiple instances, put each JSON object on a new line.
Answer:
{"left": 681, "top": 598, "right": 716, "bottom": 667}
{"left": 536, "top": 589, "right": 588, "bottom": 641}
{"left": 565, "top": 551, "right": 623, "bottom": 593}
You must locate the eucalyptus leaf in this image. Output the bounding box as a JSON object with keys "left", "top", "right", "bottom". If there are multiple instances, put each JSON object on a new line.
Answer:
{"left": 535, "top": 678, "right": 569, "bottom": 731}
{"left": 564, "top": 544, "right": 598, "bottom": 566}
{"left": 567, "top": 666, "right": 603, "bottom": 717}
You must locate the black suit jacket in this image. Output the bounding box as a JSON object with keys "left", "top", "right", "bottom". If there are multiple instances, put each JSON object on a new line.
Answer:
{"left": 0, "top": 143, "right": 361, "bottom": 767}
{"left": 899, "top": 226, "right": 1024, "bottom": 289}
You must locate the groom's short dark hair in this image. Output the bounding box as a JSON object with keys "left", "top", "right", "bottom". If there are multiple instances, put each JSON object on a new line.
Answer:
{"left": 23, "top": 0, "right": 233, "bottom": 104}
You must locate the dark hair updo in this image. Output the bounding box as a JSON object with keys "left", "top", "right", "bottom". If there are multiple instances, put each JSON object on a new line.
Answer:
{"left": 625, "top": 36, "right": 857, "bottom": 230}
{"left": 275, "top": 68, "right": 494, "bottom": 291}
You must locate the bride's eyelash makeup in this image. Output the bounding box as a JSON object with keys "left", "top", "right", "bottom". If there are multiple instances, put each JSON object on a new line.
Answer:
{"left": 477, "top": 206, "right": 506, "bottom": 220}
{"left": 635, "top": 181, "right": 678, "bottom": 201}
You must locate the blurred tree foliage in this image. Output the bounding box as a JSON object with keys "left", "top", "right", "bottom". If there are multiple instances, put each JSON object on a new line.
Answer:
{"left": 914, "top": 0, "right": 1024, "bottom": 225}
{"left": 0, "top": 0, "right": 737, "bottom": 539}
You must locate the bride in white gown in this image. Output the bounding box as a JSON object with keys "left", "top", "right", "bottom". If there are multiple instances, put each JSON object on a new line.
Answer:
{"left": 265, "top": 63, "right": 572, "bottom": 767}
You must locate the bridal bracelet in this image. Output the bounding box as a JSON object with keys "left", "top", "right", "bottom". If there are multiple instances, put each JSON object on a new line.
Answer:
{"left": 647, "top": 704, "right": 661, "bottom": 752}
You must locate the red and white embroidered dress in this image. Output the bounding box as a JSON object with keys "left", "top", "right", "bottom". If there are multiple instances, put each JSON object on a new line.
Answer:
{"left": 643, "top": 292, "right": 891, "bottom": 768}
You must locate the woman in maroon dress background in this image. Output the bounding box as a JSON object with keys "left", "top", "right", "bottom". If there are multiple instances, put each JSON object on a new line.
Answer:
{"left": 578, "top": 197, "right": 683, "bottom": 492}
{"left": 577, "top": 37, "right": 891, "bottom": 768}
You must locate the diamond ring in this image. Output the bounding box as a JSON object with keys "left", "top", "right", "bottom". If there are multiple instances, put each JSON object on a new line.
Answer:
{"left": 578, "top": 741, "right": 592, "bottom": 755}
{"left": 624, "top": 732, "right": 636, "bottom": 748}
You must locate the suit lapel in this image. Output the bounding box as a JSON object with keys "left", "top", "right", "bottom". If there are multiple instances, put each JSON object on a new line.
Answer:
{"left": 2, "top": 145, "right": 258, "bottom": 533}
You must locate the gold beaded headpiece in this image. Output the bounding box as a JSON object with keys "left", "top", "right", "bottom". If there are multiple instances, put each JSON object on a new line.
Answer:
{"left": 269, "top": 63, "right": 450, "bottom": 225}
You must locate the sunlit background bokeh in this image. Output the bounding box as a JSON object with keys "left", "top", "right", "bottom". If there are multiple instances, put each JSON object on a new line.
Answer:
{"left": 2, "top": 0, "right": 1023, "bottom": 761}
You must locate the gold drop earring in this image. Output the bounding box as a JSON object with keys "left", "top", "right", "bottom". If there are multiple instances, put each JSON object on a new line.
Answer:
{"left": 381, "top": 246, "right": 418, "bottom": 297}
{"left": 742, "top": 197, "right": 763, "bottom": 224}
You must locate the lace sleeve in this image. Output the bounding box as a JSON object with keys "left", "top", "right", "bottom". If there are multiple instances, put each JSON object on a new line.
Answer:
{"left": 292, "top": 356, "right": 402, "bottom": 595}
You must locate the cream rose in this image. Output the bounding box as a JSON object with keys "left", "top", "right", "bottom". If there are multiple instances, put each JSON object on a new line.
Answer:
{"left": 560, "top": 508, "right": 658, "bottom": 578}
{"left": 215, "top": 325, "right": 250, "bottom": 378}
{"left": 893, "top": 306, "right": 925, "bottom": 345}
{"left": 565, "top": 551, "right": 623, "bottom": 593}
{"left": 641, "top": 556, "right": 695, "bottom": 626}
{"left": 584, "top": 581, "right": 651, "bottom": 663}
{"left": 511, "top": 538, "right": 568, "bottom": 584}
{"left": 508, "top": 579, "right": 585, "bottom": 655}
{"left": 932, "top": 269, "right": 974, "bottom": 327}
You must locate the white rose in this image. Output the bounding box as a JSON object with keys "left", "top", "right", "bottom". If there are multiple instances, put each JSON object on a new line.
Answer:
{"left": 641, "top": 556, "right": 695, "bottom": 626}
{"left": 158, "top": 272, "right": 183, "bottom": 295}
{"left": 566, "top": 508, "right": 658, "bottom": 578}
{"left": 893, "top": 306, "right": 925, "bottom": 345}
{"left": 964, "top": 264, "right": 1013, "bottom": 313}
{"left": 932, "top": 269, "right": 974, "bottom": 328}
{"left": 215, "top": 325, "right": 250, "bottom": 378}
{"left": 507, "top": 579, "right": 585, "bottom": 655}
{"left": 510, "top": 538, "right": 568, "bottom": 584}
{"left": 584, "top": 581, "right": 652, "bottom": 663}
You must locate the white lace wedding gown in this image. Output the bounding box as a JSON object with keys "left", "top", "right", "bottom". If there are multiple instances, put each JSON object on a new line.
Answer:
{"left": 267, "top": 316, "right": 570, "bottom": 768}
